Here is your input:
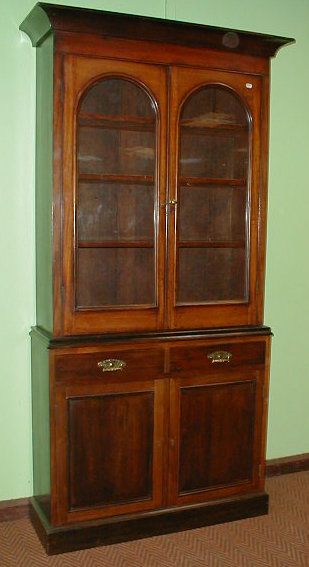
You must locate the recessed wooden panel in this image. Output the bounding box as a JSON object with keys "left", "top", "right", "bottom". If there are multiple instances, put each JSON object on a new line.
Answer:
{"left": 68, "top": 391, "right": 154, "bottom": 509}
{"left": 178, "top": 380, "right": 255, "bottom": 493}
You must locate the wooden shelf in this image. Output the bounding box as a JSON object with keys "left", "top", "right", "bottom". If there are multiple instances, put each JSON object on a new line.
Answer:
{"left": 179, "top": 177, "right": 247, "bottom": 187}
{"left": 78, "top": 173, "right": 154, "bottom": 184}
{"left": 78, "top": 111, "right": 155, "bottom": 131}
{"left": 178, "top": 240, "right": 246, "bottom": 248}
{"left": 181, "top": 124, "right": 248, "bottom": 136}
{"left": 78, "top": 240, "right": 154, "bottom": 248}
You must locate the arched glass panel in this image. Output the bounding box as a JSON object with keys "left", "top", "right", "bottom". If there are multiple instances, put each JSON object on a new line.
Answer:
{"left": 176, "top": 85, "right": 250, "bottom": 304}
{"left": 76, "top": 78, "right": 157, "bottom": 308}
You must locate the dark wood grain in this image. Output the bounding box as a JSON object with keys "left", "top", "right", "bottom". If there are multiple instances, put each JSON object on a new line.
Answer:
{"left": 29, "top": 492, "right": 268, "bottom": 554}
{"left": 169, "top": 340, "right": 265, "bottom": 374}
{"left": 180, "top": 177, "right": 246, "bottom": 185}
{"left": 68, "top": 392, "right": 154, "bottom": 509}
{"left": 52, "top": 378, "right": 166, "bottom": 524}
{"left": 61, "top": 56, "right": 167, "bottom": 334}
{"left": 177, "top": 380, "right": 255, "bottom": 493}
{"left": 78, "top": 241, "right": 154, "bottom": 248}
{"left": 20, "top": 3, "right": 292, "bottom": 553}
{"left": 21, "top": 5, "right": 288, "bottom": 335}
{"left": 20, "top": 3, "right": 294, "bottom": 56}
{"left": 0, "top": 498, "right": 30, "bottom": 522}
{"left": 78, "top": 174, "right": 154, "bottom": 183}
{"left": 30, "top": 325, "right": 273, "bottom": 348}
{"left": 1, "top": 452, "right": 305, "bottom": 527}
{"left": 266, "top": 453, "right": 309, "bottom": 477}
{"left": 177, "top": 240, "right": 245, "bottom": 248}
{"left": 55, "top": 347, "right": 165, "bottom": 383}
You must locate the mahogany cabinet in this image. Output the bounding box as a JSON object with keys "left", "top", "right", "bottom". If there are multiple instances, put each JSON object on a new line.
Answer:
{"left": 21, "top": 3, "right": 293, "bottom": 554}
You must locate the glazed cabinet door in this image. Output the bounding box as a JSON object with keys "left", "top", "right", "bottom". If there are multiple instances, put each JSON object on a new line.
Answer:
{"left": 52, "top": 376, "right": 166, "bottom": 524}
{"left": 166, "top": 67, "right": 266, "bottom": 329}
{"left": 61, "top": 55, "right": 167, "bottom": 335}
{"left": 168, "top": 370, "right": 266, "bottom": 505}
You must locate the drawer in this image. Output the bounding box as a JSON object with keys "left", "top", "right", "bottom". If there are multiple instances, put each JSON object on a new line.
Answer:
{"left": 169, "top": 341, "right": 266, "bottom": 375}
{"left": 54, "top": 347, "right": 164, "bottom": 383}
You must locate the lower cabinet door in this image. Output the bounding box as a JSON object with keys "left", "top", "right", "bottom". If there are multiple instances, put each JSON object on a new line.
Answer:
{"left": 53, "top": 378, "right": 166, "bottom": 524}
{"left": 168, "top": 370, "right": 265, "bottom": 505}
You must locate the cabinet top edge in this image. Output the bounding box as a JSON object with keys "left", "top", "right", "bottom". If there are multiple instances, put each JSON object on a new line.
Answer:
{"left": 20, "top": 2, "right": 294, "bottom": 57}
{"left": 31, "top": 325, "right": 273, "bottom": 348}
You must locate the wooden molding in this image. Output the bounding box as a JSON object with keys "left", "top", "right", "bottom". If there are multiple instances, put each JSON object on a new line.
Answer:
{"left": 30, "top": 493, "right": 269, "bottom": 554}
{"left": 0, "top": 498, "right": 30, "bottom": 522}
{"left": 266, "top": 453, "right": 309, "bottom": 477}
{"left": 20, "top": 3, "right": 294, "bottom": 55}
{"left": 1, "top": 453, "right": 308, "bottom": 523}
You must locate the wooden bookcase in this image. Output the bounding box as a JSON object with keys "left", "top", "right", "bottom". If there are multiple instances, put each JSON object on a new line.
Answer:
{"left": 20, "top": 3, "right": 294, "bottom": 554}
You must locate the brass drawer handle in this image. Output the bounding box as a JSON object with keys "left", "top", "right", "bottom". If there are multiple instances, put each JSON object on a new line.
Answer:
{"left": 207, "top": 351, "right": 232, "bottom": 364}
{"left": 97, "top": 359, "right": 127, "bottom": 372}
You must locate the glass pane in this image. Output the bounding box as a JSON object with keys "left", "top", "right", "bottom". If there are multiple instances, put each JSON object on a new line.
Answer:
{"left": 79, "top": 79, "right": 154, "bottom": 117}
{"left": 180, "top": 87, "right": 248, "bottom": 180}
{"left": 178, "top": 184, "right": 246, "bottom": 242}
{"left": 180, "top": 130, "right": 248, "bottom": 179}
{"left": 77, "top": 248, "right": 155, "bottom": 307}
{"left": 78, "top": 128, "right": 155, "bottom": 176}
{"left": 78, "top": 78, "right": 155, "bottom": 176}
{"left": 76, "top": 78, "right": 157, "bottom": 308}
{"left": 177, "top": 248, "right": 246, "bottom": 303}
{"left": 176, "top": 86, "right": 250, "bottom": 304}
{"left": 78, "top": 182, "right": 154, "bottom": 242}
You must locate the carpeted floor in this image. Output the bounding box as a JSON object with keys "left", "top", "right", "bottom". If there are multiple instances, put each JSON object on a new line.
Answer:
{"left": 1, "top": 471, "right": 308, "bottom": 566}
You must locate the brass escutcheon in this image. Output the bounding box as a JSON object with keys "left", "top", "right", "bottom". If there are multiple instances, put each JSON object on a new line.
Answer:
{"left": 207, "top": 350, "right": 232, "bottom": 364}
{"left": 97, "top": 359, "right": 127, "bottom": 372}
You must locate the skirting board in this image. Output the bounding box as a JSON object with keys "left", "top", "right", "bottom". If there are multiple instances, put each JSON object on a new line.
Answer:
{"left": 1, "top": 452, "right": 308, "bottom": 523}
{"left": 265, "top": 452, "right": 309, "bottom": 477}
{"left": 30, "top": 492, "right": 269, "bottom": 555}
{"left": 0, "top": 498, "right": 30, "bottom": 522}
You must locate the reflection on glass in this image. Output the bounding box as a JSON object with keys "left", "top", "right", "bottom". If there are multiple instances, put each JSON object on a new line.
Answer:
{"left": 76, "top": 78, "right": 157, "bottom": 308}
{"left": 176, "top": 85, "right": 250, "bottom": 304}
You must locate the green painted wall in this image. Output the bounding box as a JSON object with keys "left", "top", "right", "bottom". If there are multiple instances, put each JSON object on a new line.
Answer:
{"left": 0, "top": 0, "right": 308, "bottom": 500}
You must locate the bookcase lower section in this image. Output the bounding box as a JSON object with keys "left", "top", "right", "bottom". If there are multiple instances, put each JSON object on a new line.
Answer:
{"left": 30, "top": 492, "right": 269, "bottom": 555}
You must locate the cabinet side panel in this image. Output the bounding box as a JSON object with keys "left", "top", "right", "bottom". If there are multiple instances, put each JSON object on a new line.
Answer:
{"left": 35, "top": 36, "right": 53, "bottom": 332}
{"left": 31, "top": 332, "right": 51, "bottom": 507}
